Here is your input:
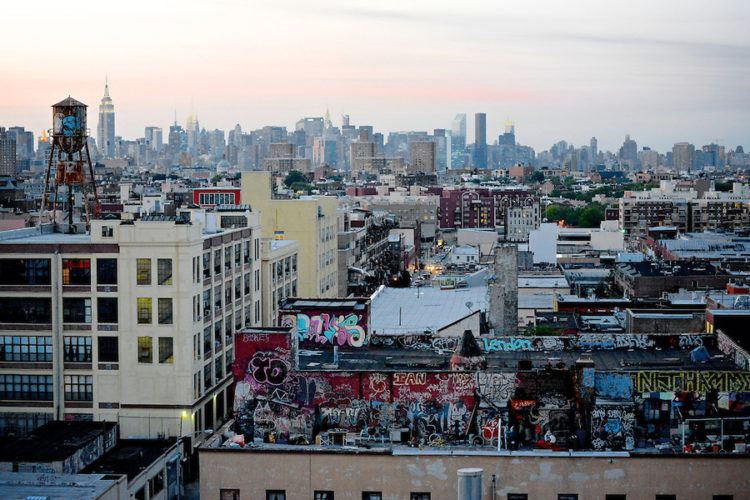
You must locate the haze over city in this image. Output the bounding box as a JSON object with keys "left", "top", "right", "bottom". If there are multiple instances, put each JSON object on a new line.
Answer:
{"left": 3, "top": 0, "right": 749, "bottom": 151}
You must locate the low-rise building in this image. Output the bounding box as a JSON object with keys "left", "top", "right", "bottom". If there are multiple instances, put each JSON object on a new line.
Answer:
{"left": 260, "top": 238, "right": 299, "bottom": 327}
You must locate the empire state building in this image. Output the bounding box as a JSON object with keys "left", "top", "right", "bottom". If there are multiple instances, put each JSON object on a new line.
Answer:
{"left": 97, "top": 78, "right": 115, "bottom": 158}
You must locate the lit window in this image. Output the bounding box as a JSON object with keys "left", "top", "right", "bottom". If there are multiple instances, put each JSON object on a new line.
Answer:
{"left": 136, "top": 258, "right": 151, "bottom": 285}
{"left": 137, "top": 298, "right": 152, "bottom": 324}
{"left": 137, "top": 336, "right": 153, "bottom": 363}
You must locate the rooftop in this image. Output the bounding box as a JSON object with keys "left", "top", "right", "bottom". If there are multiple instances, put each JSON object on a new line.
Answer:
{"left": 0, "top": 472, "right": 124, "bottom": 500}
{"left": 82, "top": 439, "right": 177, "bottom": 481}
{"left": 0, "top": 421, "right": 117, "bottom": 463}
{"left": 370, "top": 285, "right": 487, "bottom": 335}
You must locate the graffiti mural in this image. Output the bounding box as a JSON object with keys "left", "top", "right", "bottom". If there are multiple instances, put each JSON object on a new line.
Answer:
{"left": 594, "top": 372, "right": 633, "bottom": 400}
{"left": 591, "top": 404, "right": 635, "bottom": 451}
{"left": 634, "top": 371, "right": 750, "bottom": 393}
{"left": 281, "top": 312, "right": 368, "bottom": 347}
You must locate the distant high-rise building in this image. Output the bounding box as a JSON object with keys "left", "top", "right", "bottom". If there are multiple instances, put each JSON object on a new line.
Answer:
{"left": 451, "top": 113, "right": 466, "bottom": 151}
{"left": 144, "top": 126, "right": 162, "bottom": 152}
{"left": 433, "top": 129, "right": 451, "bottom": 171}
{"left": 590, "top": 137, "right": 598, "bottom": 163}
{"left": 185, "top": 112, "right": 200, "bottom": 155}
{"left": 619, "top": 134, "right": 638, "bottom": 164}
{"left": 498, "top": 121, "right": 515, "bottom": 146}
{"left": 6, "top": 127, "right": 34, "bottom": 160}
{"left": 409, "top": 141, "right": 436, "bottom": 173}
{"left": 673, "top": 142, "right": 695, "bottom": 171}
{"left": 473, "top": 113, "right": 487, "bottom": 168}
{"left": 97, "top": 79, "right": 115, "bottom": 158}
{"left": 341, "top": 114, "right": 350, "bottom": 127}
{"left": 0, "top": 127, "right": 17, "bottom": 177}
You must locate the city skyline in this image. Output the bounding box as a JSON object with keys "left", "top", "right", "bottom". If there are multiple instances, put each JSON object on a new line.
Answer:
{"left": 2, "top": 0, "right": 749, "bottom": 152}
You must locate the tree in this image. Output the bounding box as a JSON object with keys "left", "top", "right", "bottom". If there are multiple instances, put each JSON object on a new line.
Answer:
{"left": 531, "top": 171, "right": 545, "bottom": 183}
{"left": 284, "top": 170, "right": 306, "bottom": 187}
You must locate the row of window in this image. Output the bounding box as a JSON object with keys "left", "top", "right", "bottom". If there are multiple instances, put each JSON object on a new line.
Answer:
{"left": 0, "top": 335, "right": 119, "bottom": 364}
{"left": 200, "top": 272, "right": 259, "bottom": 319}
{"left": 137, "top": 336, "right": 173, "bottom": 364}
{"left": 221, "top": 494, "right": 734, "bottom": 500}
{"left": 136, "top": 298, "right": 173, "bottom": 325}
{"left": 202, "top": 240, "right": 258, "bottom": 280}
{"left": 136, "top": 258, "right": 173, "bottom": 286}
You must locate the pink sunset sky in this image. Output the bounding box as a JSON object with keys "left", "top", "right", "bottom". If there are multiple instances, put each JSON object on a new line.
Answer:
{"left": 2, "top": 0, "right": 749, "bottom": 151}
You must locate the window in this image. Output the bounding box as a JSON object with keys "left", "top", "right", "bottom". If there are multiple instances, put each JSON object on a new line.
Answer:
{"left": 64, "top": 336, "right": 92, "bottom": 362}
{"left": 243, "top": 242, "right": 250, "bottom": 264}
{"left": 225, "top": 282, "right": 232, "bottom": 305}
{"left": 254, "top": 300, "right": 260, "bottom": 324}
{"left": 655, "top": 496, "right": 676, "bottom": 500}
{"left": 508, "top": 495, "right": 528, "bottom": 500}
{"left": 225, "top": 348, "right": 233, "bottom": 375}
{"left": 235, "top": 277, "right": 241, "bottom": 300}
{"left": 410, "top": 494, "right": 430, "bottom": 500}
{"left": 215, "top": 356, "right": 223, "bottom": 382}
{"left": 362, "top": 493, "right": 382, "bottom": 500}
{"left": 0, "top": 336, "right": 52, "bottom": 362}
{"left": 158, "top": 298, "right": 173, "bottom": 325}
{"left": 63, "top": 298, "right": 92, "bottom": 323}
{"left": 203, "top": 289, "right": 211, "bottom": 318}
{"left": 266, "top": 492, "right": 285, "bottom": 500}
{"left": 214, "top": 320, "right": 223, "bottom": 351}
{"left": 137, "top": 298, "right": 152, "bottom": 324}
{"left": 234, "top": 244, "right": 241, "bottom": 268}
{"left": 97, "top": 297, "right": 118, "bottom": 324}
{"left": 713, "top": 497, "right": 733, "bottom": 500}
{"left": 214, "top": 249, "right": 222, "bottom": 274}
{"left": 157, "top": 259, "right": 173, "bottom": 285}
{"left": 215, "top": 286, "right": 222, "bottom": 310}
{"left": 558, "top": 496, "right": 578, "bottom": 500}
{"left": 96, "top": 258, "right": 117, "bottom": 285}
{"left": 254, "top": 238, "right": 260, "bottom": 260}
{"left": 98, "top": 337, "right": 118, "bottom": 362}
{"left": 0, "top": 258, "right": 50, "bottom": 285}
{"left": 203, "top": 252, "right": 210, "bottom": 279}
{"left": 243, "top": 273, "right": 250, "bottom": 295}
{"left": 224, "top": 247, "right": 231, "bottom": 272}
{"left": 64, "top": 375, "right": 93, "bottom": 401}
{"left": 315, "top": 492, "right": 334, "bottom": 500}
{"left": 254, "top": 270, "right": 260, "bottom": 292}
{"left": 135, "top": 487, "right": 146, "bottom": 500}
{"left": 0, "top": 375, "right": 53, "bottom": 400}
{"left": 203, "top": 327, "right": 211, "bottom": 356}
{"left": 136, "top": 258, "right": 151, "bottom": 285}
{"left": 158, "top": 337, "right": 173, "bottom": 364}
{"left": 138, "top": 336, "right": 153, "bottom": 363}
{"left": 606, "top": 496, "right": 626, "bottom": 500}
{"left": 62, "top": 259, "right": 91, "bottom": 285}
{"left": 220, "top": 488, "right": 240, "bottom": 500}
{"left": 204, "top": 363, "right": 212, "bottom": 391}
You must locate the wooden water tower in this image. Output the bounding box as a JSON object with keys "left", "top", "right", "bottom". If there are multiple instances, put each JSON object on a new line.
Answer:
{"left": 41, "top": 96, "right": 100, "bottom": 226}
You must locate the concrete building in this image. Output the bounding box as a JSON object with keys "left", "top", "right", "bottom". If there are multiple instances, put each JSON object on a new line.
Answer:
{"left": 408, "top": 141, "right": 436, "bottom": 173}
{"left": 241, "top": 171, "right": 338, "bottom": 298}
{"left": 0, "top": 209, "right": 262, "bottom": 442}
{"left": 260, "top": 238, "right": 299, "bottom": 326}
{"left": 614, "top": 260, "right": 732, "bottom": 298}
{"left": 0, "top": 128, "right": 16, "bottom": 177}
{"left": 672, "top": 141, "right": 695, "bottom": 171}
{"left": 473, "top": 112, "right": 487, "bottom": 168}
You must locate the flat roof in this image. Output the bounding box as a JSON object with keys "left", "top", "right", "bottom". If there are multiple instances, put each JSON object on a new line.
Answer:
{"left": 370, "top": 285, "right": 487, "bottom": 334}
{"left": 0, "top": 472, "right": 123, "bottom": 499}
{"left": 82, "top": 439, "right": 177, "bottom": 481}
{"left": 0, "top": 421, "right": 117, "bottom": 463}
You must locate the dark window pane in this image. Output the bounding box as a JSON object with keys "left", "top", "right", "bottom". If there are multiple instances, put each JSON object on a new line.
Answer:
{"left": 96, "top": 258, "right": 117, "bottom": 285}
{"left": 98, "top": 337, "right": 118, "bottom": 363}
{"left": 97, "top": 298, "right": 118, "bottom": 324}
{"left": 0, "top": 298, "right": 51, "bottom": 323}
{"left": 0, "top": 259, "right": 51, "bottom": 285}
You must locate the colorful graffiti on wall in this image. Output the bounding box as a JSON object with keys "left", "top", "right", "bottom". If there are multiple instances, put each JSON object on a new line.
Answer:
{"left": 232, "top": 331, "right": 575, "bottom": 446}
{"left": 591, "top": 404, "right": 635, "bottom": 451}
{"left": 280, "top": 312, "right": 368, "bottom": 347}
{"left": 634, "top": 371, "right": 750, "bottom": 393}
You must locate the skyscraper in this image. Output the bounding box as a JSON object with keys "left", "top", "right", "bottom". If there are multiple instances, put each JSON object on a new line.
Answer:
{"left": 409, "top": 141, "right": 436, "bottom": 173}
{"left": 0, "top": 127, "right": 17, "bottom": 177}
{"left": 619, "top": 134, "right": 638, "bottom": 163}
{"left": 673, "top": 142, "right": 695, "bottom": 171}
{"left": 473, "top": 112, "right": 487, "bottom": 168}
{"left": 451, "top": 113, "right": 466, "bottom": 151}
{"left": 97, "top": 78, "right": 115, "bottom": 158}
{"left": 590, "top": 137, "right": 598, "bottom": 163}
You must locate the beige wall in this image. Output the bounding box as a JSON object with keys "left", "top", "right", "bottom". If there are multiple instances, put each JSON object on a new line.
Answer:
{"left": 200, "top": 450, "right": 750, "bottom": 500}
{"left": 242, "top": 172, "right": 338, "bottom": 298}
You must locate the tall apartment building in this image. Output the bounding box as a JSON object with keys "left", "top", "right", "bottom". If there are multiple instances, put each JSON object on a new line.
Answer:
{"left": 0, "top": 209, "right": 261, "bottom": 443}
{"left": 473, "top": 113, "right": 487, "bottom": 168}
{"left": 619, "top": 181, "right": 750, "bottom": 235}
{"left": 0, "top": 128, "right": 16, "bottom": 177}
{"left": 260, "top": 239, "right": 299, "bottom": 326}
{"left": 241, "top": 171, "right": 339, "bottom": 298}
{"left": 672, "top": 142, "right": 695, "bottom": 171}
{"left": 437, "top": 187, "right": 540, "bottom": 241}
{"left": 408, "top": 141, "right": 436, "bottom": 173}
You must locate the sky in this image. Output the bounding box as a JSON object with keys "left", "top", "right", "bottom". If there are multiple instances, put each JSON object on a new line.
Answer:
{"left": 2, "top": 0, "right": 749, "bottom": 152}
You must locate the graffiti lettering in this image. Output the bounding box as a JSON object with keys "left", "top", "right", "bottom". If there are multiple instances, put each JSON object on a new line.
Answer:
{"left": 634, "top": 371, "right": 750, "bottom": 393}
{"left": 249, "top": 352, "right": 289, "bottom": 386}
{"left": 594, "top": 372, "right": 633, "bottom": 400}
{"left": 283, "top": 312, "right": 368, "bottom": 347}
{"left": 481, "top": 337, "right": 533, "bottom": 352}
{"left": 591, "top": 404, "right": 635, "bottom": 451}
{"left": 393, "top": 372, "right": 427, "bottom": 385}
